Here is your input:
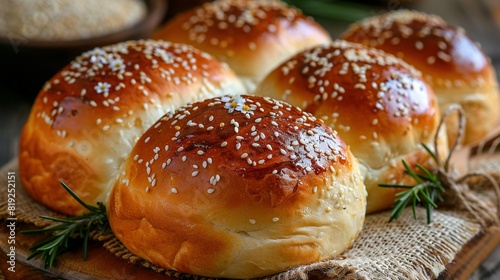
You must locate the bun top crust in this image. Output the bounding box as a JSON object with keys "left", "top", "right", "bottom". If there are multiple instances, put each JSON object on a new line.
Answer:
{"left": 19, "top": 40, "right": 245, "bottom": 215}
{"left": 341, "top": 10, "right": 490, "bottom": 89}
{"left": 32, "top": 41, "right": 240, "bottom": 131}
{"left": 154, "top": 0, "right": 332, "bottom": 89}
{"left": 109, "top": 94, "right": 366, "bottom": 277}
{"left": 257, "top": 40, "right": 439, "bottom": 169}
{"left": 125, "top": 94, "right": 349, "bottom": 205}
{"left": 341, "top": 10, "right": 500, "bottom": 145}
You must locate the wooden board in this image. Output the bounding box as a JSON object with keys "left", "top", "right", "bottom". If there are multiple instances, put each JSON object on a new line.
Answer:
{"left": 0, "top": 221, "right": 175, "bottom": 280}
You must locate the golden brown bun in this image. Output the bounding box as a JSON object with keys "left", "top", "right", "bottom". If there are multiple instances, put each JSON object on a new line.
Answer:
{"left": 256, "top": 40, "right": 447, "bottom": 214}
{"left": 108, "top": 95, "right": 366, "bottom": 278}
{"left": 341, "top": 10, "right": 500, "bottom": 145}
{"left": 153, "top": 0, "right": 332, "bottom": 91}
{"left": 19, "top": 40, "right": 246, "bottom": 216}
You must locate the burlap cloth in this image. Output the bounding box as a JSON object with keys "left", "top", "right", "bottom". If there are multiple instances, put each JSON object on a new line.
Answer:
{"left": 1, "top": 144, "right": 499, "bottom": 279}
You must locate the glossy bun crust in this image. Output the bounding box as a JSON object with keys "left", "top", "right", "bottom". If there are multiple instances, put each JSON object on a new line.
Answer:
{"left": 154, "top": 0, "right": 332, "bottom": 91}
{"left": 341, "top": 10, "right": 500, "bottom": 145}
{"left": 108, "top": 95, "right": 366, "bottom": 278}
{"left": 19, "top": 40, "right": 245, "bottom": 215}
{"left": 256, "top": 41, "right": 447, "bottom": 214}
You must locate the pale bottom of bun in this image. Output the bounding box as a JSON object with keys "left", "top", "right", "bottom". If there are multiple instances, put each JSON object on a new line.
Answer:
{"left": 361, "top": 132, "right": 448, "bottom": 214}
{"left": 435, "top": 84, "right": 500, "bottom": 146}
{"left": 109, "top": 161, "right": 366, "bottom": 278}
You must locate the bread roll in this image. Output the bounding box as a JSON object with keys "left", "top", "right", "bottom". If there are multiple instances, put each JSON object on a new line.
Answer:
{"left": 153, "top": 0, "right": 332, "bottom": 91}
{"left": 108, "top": 94, "right": 366, "bottom": 278}
{"left": 256, "top": 40, "right": 447, "bottom": 214}
{"left": 341, "top": 10, "right": 500, "bottom": 145}
{"left": 19, "top": 40, "right": 246, "bottom": 216}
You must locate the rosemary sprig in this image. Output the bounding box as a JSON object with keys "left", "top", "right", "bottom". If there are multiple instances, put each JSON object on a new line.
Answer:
{"left": 379, "top": 105, "right": 470, "bottom": 224}
{"left": 379, "top": 143, "right": 446, "bottom": 224}
{"left": 21, "top": 182, "right": 109, "bottom": 268}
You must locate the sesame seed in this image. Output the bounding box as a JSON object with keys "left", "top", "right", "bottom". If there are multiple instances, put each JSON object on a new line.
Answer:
{"left": 415, "top": 41, "right": 424, "bottom": 50}
{"left": 266, "top": 144, "right": 272, "bottom": 150}
{"left": 221, "top": 141, "right": 228, "bottom": 147}
{"left": 272, "top": 217, "right": 279, "bottom": 222}
{"left": 249, "top": 219, "right": 256, "bottom": 224}
{"left": 207, "top": 188, "right": 215, "bottom": 194}
{"left": 171, "top": 188, "right": 178, "bottom": 194}
{"left": 182, "top": 156, "right": 187, "bottom": 162}
{"left": 427, "top": 56, "right": 436, "bottom": 64}
{"left": 241, "top": 153, "right": 248, "bottom": 158}
{"left": 192, "top": 170, "right": 199, "bottom": 177}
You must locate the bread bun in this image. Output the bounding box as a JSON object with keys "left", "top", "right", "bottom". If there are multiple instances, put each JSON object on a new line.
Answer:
{"left": 19, "top": 40, "right": 246, "bottom": 216}
{"left": 256, "top": 40, "right": 447, "bottom": 214}
{"left": 108, "top": 94, "right": 366, "bottom": 278}
{"left": 341, "top": 10, "right": 500, "bottom": 145}
{"left": 153, "top": 0, "right": 332, "bottom": 91}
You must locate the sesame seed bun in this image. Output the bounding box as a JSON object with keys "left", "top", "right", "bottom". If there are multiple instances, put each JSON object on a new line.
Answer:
{"left": 256, "top": 40, "right": 447, "bottom": 214}
{"left": 19, "top": 40, "right": 246, "bottom": 216}
{"left": 108, "top": 95, "right": 366, "bottom": 278}
{"left": 341, "top": 10, "right": 500, "bottom": 145}
{"left": 153, "top": 0, "right": 332, "bottom": 91}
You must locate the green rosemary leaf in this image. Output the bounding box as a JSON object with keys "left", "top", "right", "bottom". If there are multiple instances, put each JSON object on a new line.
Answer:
{"left": 419, "top": 188, "right": 438, "bottom": 208}
{"left": 60, "top": 182, "right": 97, "bottom": 212}
{"left": 402, "top": 160, "right": 424, "bottom": 184}
{"left": 422, "top": 143, "right": 438, "bottom": 164}
{"left": 378, "top": 183, "right": 415, "bottom": 189}
{"left": 416, "top": 164, "right": 438, "bottom": 182}
{"left": 20, "top": 182, "right": 109, "bottom": 268}
{"left": 379, "top": 143, "right": 446, "bottom": 224}
{"left": 412, "top": 195, "right": 418, "bottom": 220}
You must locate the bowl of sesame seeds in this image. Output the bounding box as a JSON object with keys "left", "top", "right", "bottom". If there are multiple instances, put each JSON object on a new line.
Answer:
{"left": 0, "top": 0, "right": 167, "bottom": 96}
